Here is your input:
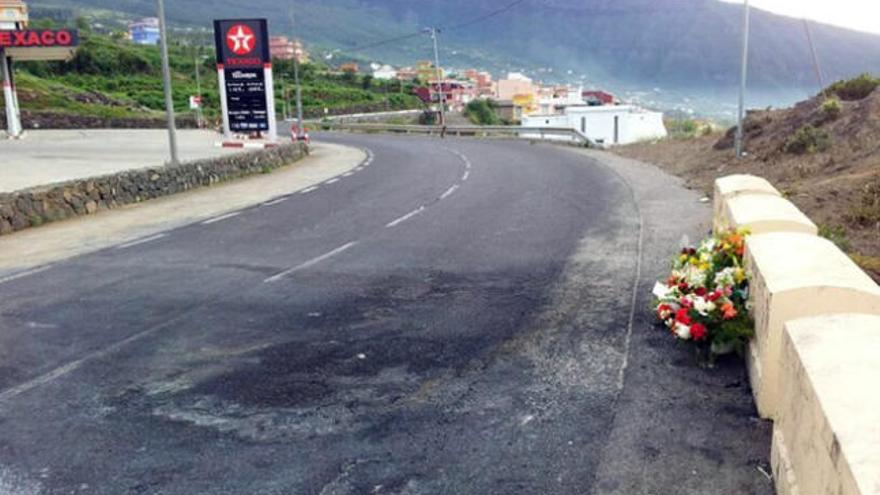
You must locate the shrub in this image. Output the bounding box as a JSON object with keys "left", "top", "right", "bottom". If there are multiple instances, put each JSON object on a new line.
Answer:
{"left": 464, "top": 99, "right": 500, "bottom": 125}
{"left": 784, "top": 125, "right": 830, "bottom": 154}
{"left": 847, "top": 176, "right": 880, "bottom": 226}
{"left": 819, "top": 97, "right": 842, "bottom": 121}
{"left": 826, "top": 73, "right": 880, "bottom": 101}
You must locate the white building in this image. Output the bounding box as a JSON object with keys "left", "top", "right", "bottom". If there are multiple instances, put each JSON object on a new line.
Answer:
{"left": 521, "top": 104, "right": 667, "bottom": 146}
{"left": 372, "top": 64, "right": 398, "bottom": 81}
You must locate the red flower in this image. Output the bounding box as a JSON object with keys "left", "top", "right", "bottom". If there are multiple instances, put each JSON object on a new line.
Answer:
{"left": 678, "top": 282, "right": 689, "bottom": 292}
{"left": 691, "top": 323, "right": 708, "bottom": 341}
{"left": 707, "top": 290, "right": 723, "bottom": 302}
{"left": 675, "top": 308, "right": 691, "bottom": 325}
{"left": 694, "top": 287, "right": 707, "bottom": 297}
{"left": 680, "top": 297, "right": 693, "bottom": 309}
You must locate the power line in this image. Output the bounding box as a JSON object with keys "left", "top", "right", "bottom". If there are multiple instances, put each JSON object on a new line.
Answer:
{"left": 443, "top": 0, "right": 529, "bottom": 31}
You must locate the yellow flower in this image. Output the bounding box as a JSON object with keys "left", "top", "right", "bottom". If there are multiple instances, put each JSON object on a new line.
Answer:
{"left": 734, "top": 268, "right": 746, "bottom": 283}
{"left": 689, "top": 257, "right": 699, "bottom": 265}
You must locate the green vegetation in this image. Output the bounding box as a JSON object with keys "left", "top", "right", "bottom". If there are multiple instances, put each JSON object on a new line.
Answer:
{"left": 784, "top": 125, "right": 831, "bottom": 154}
{"left": 464, "top": 99, "right": 500, "bottom": 126}
{"left": 826, "top": 73, "right": 880, "bottom": 101}
{"left": 666, "top": 119, "right": 712, "bottom": 139}
{"left": 818, "top": 224, "right": 852, "bottom": 252}
{"left": 819, "top": 97, "right": 842, "bottom": 121}
{"left": 4, "top": 26, "right": 422, "bottom": 122}
{"left": 847, "top": 176, "right": 880, "bottom": 226}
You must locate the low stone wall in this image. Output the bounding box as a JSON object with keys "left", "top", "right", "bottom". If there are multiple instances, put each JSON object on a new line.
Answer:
{"left": 0, "top": 143, "right": 308, "bottom": 235}
{"left": 713, "top": 174, "right": 880, "bottom": 495}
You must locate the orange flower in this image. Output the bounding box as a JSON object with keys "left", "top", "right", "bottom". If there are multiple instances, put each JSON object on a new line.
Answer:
{"left": 721, "top": 303, "right": 738, "bottom": 320}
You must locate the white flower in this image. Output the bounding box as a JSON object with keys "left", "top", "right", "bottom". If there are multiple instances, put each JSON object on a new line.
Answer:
{"left": 714, "top": 267, "right": 736, "bottom": 288}
{"left": 675, "top": 323, "right": 692, "bottom": 340}
{"left": 683, "top": 266, "right": 707, "bottom": 288}
{"left": 693, "top": 297, "right": 716, "bottom": 316}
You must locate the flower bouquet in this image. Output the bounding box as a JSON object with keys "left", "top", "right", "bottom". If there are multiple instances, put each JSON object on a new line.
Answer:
{"left": 653, "top": 229, "right": 755, "bottom": 364}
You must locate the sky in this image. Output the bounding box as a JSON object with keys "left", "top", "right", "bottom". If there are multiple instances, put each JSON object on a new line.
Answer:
{"left": 720, "top": 0, "right": 880, "bottom": 35}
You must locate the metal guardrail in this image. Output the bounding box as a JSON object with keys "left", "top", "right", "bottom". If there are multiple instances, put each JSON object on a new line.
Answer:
{"left": 323, "top": 122, "right": 594, "bottom": 147}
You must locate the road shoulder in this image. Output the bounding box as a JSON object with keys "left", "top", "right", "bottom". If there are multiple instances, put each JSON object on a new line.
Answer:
{"left": 0, "top": 142, "right": 365, "bottom": 276}
{"left": 561, "top": 147, "right": 775, "bottom": 495}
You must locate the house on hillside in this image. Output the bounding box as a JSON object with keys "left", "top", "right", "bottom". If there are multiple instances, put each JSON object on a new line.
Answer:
{"left": 128, "top": 17, "right": 160, "bottom": 45}
{"left": 0, "top": 0, "right": 28, "bottom": 29}
{"left": 522, "top": 104, "right": 666, "bottom": 146}
{"left": 372, "top": 64, "right": 398, "bottom": 80}
{"left": 582, "top": 90, "right": 616, "bottom": 106}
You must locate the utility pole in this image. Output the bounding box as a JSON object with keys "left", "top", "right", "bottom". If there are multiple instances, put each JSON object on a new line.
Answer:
{"left": 288, "top": 4, "right": 304, "bottom": 133}
{"left": 803, "top": 19, "right": 825, "bottom": 96}
{"left": 735, "top": 0, "right": 750, "bottom": 160}
{"left": 429, "top": 27, "right": 446, "bottom": 127}
{"left": 157, "top": 0, "right": 179, "bottom": 166}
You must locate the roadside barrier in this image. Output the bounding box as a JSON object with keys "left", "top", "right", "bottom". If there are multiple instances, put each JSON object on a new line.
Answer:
{"left": 323, "top": 122, "right": 594, "bottom": 147}
{"left": 713, "top": 174, "right": 880, "bottom": 495}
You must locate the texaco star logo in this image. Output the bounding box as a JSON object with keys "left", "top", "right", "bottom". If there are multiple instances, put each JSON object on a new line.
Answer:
{"left": 226, "top": 24, "right": 256, "bottom": 56}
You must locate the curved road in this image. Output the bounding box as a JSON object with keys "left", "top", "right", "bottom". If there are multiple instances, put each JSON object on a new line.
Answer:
{"left": 0, "top": 134, "right": 769, "bottom": 494}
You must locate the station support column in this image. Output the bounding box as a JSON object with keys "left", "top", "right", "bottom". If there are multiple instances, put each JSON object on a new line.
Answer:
{"left": 1, "top": 49, "right": 23, "bottom": 138}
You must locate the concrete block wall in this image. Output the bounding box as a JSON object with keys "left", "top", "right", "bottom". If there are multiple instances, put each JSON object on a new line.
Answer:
{"left": 713, "top": 174, "right": 880, "bottom": 495}
{"left": 0, "top": 143, "right": 308, "bottom": 235}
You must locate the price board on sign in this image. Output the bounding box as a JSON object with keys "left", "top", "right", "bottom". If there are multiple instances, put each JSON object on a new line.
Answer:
{"left": 213, "top": 19, "right": 276, "bottom": 136}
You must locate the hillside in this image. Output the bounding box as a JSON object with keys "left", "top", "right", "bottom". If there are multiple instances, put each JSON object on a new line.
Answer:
{"left": 43, "top": 0, "right": 880, "bottom": 115}
{"left": 1, "top": 27, "right": 422, "bottom": 128}
{"left": 614, "top": 75, "right": 880, "bottom": 280}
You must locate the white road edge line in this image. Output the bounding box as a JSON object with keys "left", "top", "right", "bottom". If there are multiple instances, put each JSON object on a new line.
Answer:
{"left": 0, "top": 265, "right": 52, "bottom": 285}
{"left": 325, "top": 178, "right": 340, "bottom": 185}
{"left": 201, "top": 212, "right": 241, "bottom": 225}
{"left": 462, "top": 170, "right": 470, "bottom": 181}
{"left": 116, "top": 233, "right": 167, "bottom": 250}
{"left": 385, "top": 207, "right": 425, "bottom": 228}
{"left": 263, "top": 197, "right": 289, "bottom": 206}
{"left": 264, "top": 241, "right": 359, "bottom": 283}
{"left": 440, "top": 184, "right": 459, "bottom": 200}
{"left": 301, "top": 186, "right": 319, "bottom": 194}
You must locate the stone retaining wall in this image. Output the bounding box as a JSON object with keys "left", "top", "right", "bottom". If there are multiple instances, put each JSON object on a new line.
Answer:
{"left": 0, "top": 143, "right": 308, "bottom": 235}
{"left": 713, "top": 174, "right": 880, "bottom": 495}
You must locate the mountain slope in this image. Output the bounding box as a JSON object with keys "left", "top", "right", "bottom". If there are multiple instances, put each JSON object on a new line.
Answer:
{"left": 38, "top": 0, "right": 880, "bottom": 116}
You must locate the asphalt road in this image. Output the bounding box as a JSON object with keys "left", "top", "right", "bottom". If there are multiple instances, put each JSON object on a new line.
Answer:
{"left": 0, "top": 134, "right": 771, "bottom": 494}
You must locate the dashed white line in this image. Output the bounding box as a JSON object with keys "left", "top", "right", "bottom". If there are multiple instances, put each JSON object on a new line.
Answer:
{"left": 201, "top": 212, "right": 241, "bottom": 225}
{"left": 325, "top": 178, "right": 340, "bottom": 185}
{"left": 342, "top": 171, "right": 354, "bottom": 177}
{"left": 264, "top": 241, "right": 359, "bottom": 283}
{"left": 0, "top": 265, "right": 52, "bottom": 286}
{"left": 385, "top": 206, "right": 425, "bottom": 228}
{"left": 263, "top": 197, "right": 289, "bottom": 206}
{"left": 116, "top": 234, "right": 167, "bottom": 250}
{"left": 462, "top": 170, "right": 470, "bottom": 181}
{"left": 440, "top": 184, "right": 460, "bottom": 200}
{"left": 301, "top": 186, "right": 319, "bottom": 194}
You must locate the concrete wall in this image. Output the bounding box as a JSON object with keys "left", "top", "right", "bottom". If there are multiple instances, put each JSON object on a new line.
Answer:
{"left": 713, "top": 174, "right": 880, "bottom": 495}
{"left": 521, "top": 105, "right": 667, "bottom": 146}
{"left": 0, "top": 143, "right": 308, "bottom": 235}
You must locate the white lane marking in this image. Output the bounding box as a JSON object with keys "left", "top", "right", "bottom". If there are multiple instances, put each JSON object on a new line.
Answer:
{"left": 462, "top": 170, "right": 470, "bottom": 181}
{"left": 0, "top": 307, "right": 201, "bottom": 403}
{"left": 263, "top": 197, "right": 289, "bottom": 206}
{"left": 355, "top": 166, "right": 365, "bottom": 172}
{"left": 301, "top": 186, "right": 319, "bottom": 194}
{"left": 325, "top": 178, "right": 340, "bottom": 185}
{"left": 385, "top": 206, "right": 425, "bottom": 228}
{"left": 116, "top": 234, "right": 167, "bottom": 250}
{"left": 264, "top": 241, "right": 359, "bottom": 283}
{"left": 0, "top": 265, "right": 52, "bottom": 286}
{"left": 440, "top": 184, "right": 459, "bottom": 200}
{"left": 342, "top": 172, "right": 354, "bottom": 177}
{"left": 201, "top": 212, "right": 241, "bottom": 225}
